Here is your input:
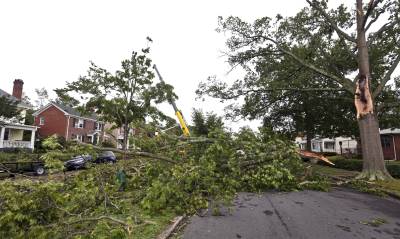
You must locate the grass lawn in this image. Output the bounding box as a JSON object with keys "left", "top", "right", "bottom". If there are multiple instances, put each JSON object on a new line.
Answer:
{"left": 311, "top": 164, "right": 400, "bottom": 198}
{"left": 311, "top": 164, "right": 358, "bottom": 178}
{"left": 375, "top": 180, "right": 400, "bottom": 197}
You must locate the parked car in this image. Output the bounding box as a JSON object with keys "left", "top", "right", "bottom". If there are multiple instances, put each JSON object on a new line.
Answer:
{"left": 64, "top": 155, "right": 93, "bottom": 170}
{"left": 0, "top": 161, "right": 46, "bottom": 176}
{"left": 64, "top": 151, "right": 117, "bottom": 171}
{"left": 94, "top": 151, "right": 117, "bottom": 164}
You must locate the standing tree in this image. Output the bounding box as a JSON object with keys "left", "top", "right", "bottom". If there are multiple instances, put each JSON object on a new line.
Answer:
{"left": 0, "top": 96, "right": 20, "bottom": 125}
{"left": 191, "top": 108, "right": 224, "bottom": 137}
{"left": 198, "top": 0, "right": 400, "bottom": 180}
{"left": 201, "top": 46, "right": 358, "bottom": 150}
{"left": 57, "top": 46, "right": 176, "bottom": 156}
{"left": 34, "top": 87, "right": 50, "bottom": 109}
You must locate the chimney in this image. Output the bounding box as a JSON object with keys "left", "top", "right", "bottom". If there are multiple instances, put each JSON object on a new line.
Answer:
{"left": 12, "top": 79, "right": 23, "bottom": 100}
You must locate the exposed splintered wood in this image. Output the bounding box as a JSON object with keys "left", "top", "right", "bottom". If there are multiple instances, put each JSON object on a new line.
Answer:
{"left": 299, "top": 150, "right": 334, "bottom": 166}
{"left": 354, "top": 74, "right": 374, "bottom": 119}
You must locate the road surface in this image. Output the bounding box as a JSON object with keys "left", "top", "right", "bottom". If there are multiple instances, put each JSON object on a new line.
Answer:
{"left": 184, "top": 187, "right": 400, "bottom": 239}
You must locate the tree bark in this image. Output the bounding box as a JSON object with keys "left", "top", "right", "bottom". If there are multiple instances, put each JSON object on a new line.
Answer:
{"left": 355, "top": 0, "right": 391, "bottom": 180}
{"left": 123, "top": 123, "right": 129, "bottom": 160}
{"left": 357, "top": 114, "right": 391, "bottom": 180}
{"left": 306, "top": 134, "right": 313, "bottom": 151}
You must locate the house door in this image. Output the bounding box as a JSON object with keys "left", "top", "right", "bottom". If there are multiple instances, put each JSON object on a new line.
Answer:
{"left": 93, "top": 134, "right": 98, "bottom": 145}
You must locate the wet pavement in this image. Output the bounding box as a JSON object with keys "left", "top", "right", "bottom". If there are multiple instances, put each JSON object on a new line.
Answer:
{"left": 184, "top": 187, "right": 400, "bottom": 239}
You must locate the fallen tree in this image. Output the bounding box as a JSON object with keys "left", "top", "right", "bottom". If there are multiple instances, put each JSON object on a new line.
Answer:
{"left": 0, "top": 129, "right": 330, "bottom": 238}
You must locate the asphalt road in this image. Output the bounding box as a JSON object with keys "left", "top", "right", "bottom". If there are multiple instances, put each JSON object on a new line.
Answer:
{"left": 184, "top": 187, "right": 400, "bottom": 239}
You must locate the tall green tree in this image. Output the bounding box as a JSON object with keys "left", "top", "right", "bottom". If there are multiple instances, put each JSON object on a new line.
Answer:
{"left": 202, "top": 48, "right": 358, "bottom": 150}
{"left": 191, "top": 108, "right": 224, "bottom": 137}
{"left": 0, "top": 96, "right": 20, "bottom": 125}
{"left": 57, "top": 46, "right": 176, "bottom": 154}
{"left": 198, "top": 0, "right": 400, "bottom": 180}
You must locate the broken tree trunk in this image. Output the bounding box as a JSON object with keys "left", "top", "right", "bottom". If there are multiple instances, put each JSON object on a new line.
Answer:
{"left": 355, "top": 0, "right": 391, "bottom": 180}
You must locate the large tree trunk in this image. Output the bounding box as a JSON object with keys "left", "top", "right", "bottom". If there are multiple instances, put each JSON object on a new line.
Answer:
{"left": 355, "top": 0, "right": 391, "bottom": 180}
{"left": 357, "top": 114, "right": 391, "bottom": 180}
{"left": 123, "top": 123, "right": 129, "bottom": 160}
{"left": 306, "top": 133, "right": 313, "bottom": 151}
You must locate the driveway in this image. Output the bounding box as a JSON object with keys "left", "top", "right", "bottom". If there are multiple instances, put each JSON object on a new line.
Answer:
{"left": 184, "top": 187, "right": 400, "bottom": 239}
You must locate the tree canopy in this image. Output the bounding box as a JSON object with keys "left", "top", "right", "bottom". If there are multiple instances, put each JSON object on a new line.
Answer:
{"left": 191, "top": 108, "right": 224, "bottom": 137}
{"left": 57, "top": 46, "right": 176, "bottom": 150}
{"left": 0, "top": 96, "right": 20, "bottom": 125}
{"left": 197, "top": 0, "right": 400, "bottom": 138}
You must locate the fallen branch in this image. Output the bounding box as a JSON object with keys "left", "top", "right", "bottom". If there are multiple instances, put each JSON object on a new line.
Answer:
{"left": 133, "top": 152, "right": 177, "bottom": 164}
{"left": 157, "top": 216, "right": 185, "bottom": 239}
{"left": 80, "top": 143, "right": 177, "bottom": 164}
{"left": 178, "top": 137, "right": 216, "bottom": 143}
{"left": 67, "top": 215, "right": 129, "bottom": 227}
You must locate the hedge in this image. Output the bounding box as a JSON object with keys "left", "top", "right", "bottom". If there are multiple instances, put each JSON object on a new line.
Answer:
{"left": 324, "top": 158, "right": 400, "bottom": 178}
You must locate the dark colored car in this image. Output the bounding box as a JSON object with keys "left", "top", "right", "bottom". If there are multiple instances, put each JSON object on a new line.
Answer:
{"left": 94, "top": 151, "right": 117, "bottom": 164}
{"left": 64, "top": 155, "right": 93, "bottom": 170}
{"left": 64, "top": 151, "right": 117, "bottom": 170}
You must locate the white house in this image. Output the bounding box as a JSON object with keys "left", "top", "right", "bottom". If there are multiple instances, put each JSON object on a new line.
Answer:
{"left": 295, "top": 136, "right": 358, "bottom": 154}
{"left": 0, "top": 79, "right": 37, "bottom": 151}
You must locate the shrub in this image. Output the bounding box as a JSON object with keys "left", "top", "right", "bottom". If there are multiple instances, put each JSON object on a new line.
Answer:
{"left": 322, "top": 152, "right": 337, "bottom": 157}
{"left": 331, "top": 158, "right": 363, "bottom": 171}
{"left": 387, "top": 163, "right": 400, "bottom": 178}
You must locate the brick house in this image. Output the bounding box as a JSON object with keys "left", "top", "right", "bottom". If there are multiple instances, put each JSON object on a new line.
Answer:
{"left": 33, "top": 102, "right": 104, "bottom": 144}
{"left": 380, "top": 128, "right": 400, "bottom": 160}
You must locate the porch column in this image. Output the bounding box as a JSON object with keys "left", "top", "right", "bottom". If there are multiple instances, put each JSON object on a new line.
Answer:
{"left": 30, "top": 129, "right": 36, "bottom": 151}
{"left": 0, "top": 127, "right": 5, "bottom": 148}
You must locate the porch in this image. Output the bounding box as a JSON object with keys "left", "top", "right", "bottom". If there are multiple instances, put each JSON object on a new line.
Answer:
{"left": 0, "top": 123, "right": 37, "bottom": 151}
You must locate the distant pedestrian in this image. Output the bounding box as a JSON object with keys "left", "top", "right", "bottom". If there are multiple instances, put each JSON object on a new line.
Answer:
{"left": 116, "top": 168, "right": 127, "bottom": 192}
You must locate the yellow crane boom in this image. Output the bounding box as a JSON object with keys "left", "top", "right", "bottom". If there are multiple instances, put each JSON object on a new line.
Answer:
{"left": 153, "top": 64, "right": 191, "bottom": 137}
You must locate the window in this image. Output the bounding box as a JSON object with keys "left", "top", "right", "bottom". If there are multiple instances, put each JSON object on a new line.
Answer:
{"left": 95, "top": 122, "right": 101, "bottom": 131}
{"left": 76, "top": 134, "right": 83, "bottom": 142}
{"left": 39, "top": 117, "right": 45, "bottom": 125}
{"left": 74, "top": 119, "right": 84, "bottom": 128}
{"left": 381, "top": 135, "right": 391, "bottom": 148}
{"left": 312, "top": 142, "right": 318, "bottom": 150}
{"left": 3, "top": 128, "right": 10, "bottom": 140}
{"left": 324, "top": 142, "right": 335, "bottom": 150}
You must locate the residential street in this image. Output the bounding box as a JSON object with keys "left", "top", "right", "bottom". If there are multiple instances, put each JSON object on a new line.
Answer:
{"left": 184, "top": 188, "right": 400, "bottom": 239}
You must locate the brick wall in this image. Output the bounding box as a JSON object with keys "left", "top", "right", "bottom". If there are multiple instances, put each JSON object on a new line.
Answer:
{"left": 395, "top": 135, "right": 400, "bottom": 161}
{"left": 34, "top": 105, "right": 104, "bottom": 143}
{"left": 34, "top": 105, "right": 68, "bottom": 139}
{"left": 381, "top": 134, "right": 400, "bottom": 160}
{"left": 67, "top": 117, "right": 101, "bottom": 142}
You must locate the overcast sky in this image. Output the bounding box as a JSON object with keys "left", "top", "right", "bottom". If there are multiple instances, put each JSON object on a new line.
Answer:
{"left": 1, "top": 0, "right": 397, "bottom": 131}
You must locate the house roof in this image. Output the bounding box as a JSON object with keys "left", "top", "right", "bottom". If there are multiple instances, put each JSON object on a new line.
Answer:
{"left": 380, "top": 128, "right": 400, "bottom": 135}
{"left": 2, "top": 122, "right": 38, "bottom": 130}
{"left": 33, "top": 102, "right": 100, "bottom": 121}
{"left": 0, "top": 88, "right": 32, "bottom": 109}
